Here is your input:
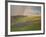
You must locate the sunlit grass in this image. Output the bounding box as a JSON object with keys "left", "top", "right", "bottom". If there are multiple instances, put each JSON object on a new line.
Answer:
{"left": 11, "top": 16, "right": 41, "bottom": 32}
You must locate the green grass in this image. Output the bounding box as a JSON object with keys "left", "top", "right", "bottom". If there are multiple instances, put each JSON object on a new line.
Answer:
{"left": 11, "top": 16, "right": 41, "bottom": 32}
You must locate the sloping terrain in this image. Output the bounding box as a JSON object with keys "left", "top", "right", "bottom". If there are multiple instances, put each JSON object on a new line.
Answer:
{"left": 11, "top": 16, "right": 41, "bottom": 32}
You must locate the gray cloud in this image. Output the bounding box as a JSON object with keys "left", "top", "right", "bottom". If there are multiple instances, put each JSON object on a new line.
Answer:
{"left": 10, "top": 5, "right": 41, "bottom": 16}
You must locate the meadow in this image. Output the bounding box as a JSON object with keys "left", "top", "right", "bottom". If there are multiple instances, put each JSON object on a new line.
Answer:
{"left": 11, "top": 16, "right": 41, "bottom": 32}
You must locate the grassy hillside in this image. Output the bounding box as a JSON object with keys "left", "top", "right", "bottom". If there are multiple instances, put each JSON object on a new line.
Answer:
{"left": 11, "top": 16, "right": 41, "bottom": 32}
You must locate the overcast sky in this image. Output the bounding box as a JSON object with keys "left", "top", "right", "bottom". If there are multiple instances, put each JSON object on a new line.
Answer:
{"left": 11, "top": 5, "right": 41, "bottom": 16}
